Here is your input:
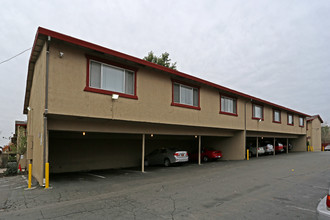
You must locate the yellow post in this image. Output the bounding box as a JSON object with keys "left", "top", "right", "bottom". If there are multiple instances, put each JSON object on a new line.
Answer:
{"left": 247, "top": 149, "right": 249, "bottom": 161}
{"left": 28, "top": 163, "right": 32, "bottom": 189}
{"left": 45, "top": 163, "right": 49, "bottom": 189}
{"left": 308, "top": 146, "right": 310, "bottom": 152}
{"left": 311, "top": 146, "right": 314, "bottom": 152}
{"left": 322, "top": 146, "right": 324, "bottom": 151}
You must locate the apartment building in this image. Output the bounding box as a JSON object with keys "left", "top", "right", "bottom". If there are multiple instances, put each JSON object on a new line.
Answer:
{"left": 24, "top": 27, "right": 317, "bottom": 185}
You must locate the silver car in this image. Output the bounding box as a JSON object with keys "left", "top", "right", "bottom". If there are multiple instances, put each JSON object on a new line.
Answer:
{"left": 144, "top": 148, "right": 189, "bottom": 167}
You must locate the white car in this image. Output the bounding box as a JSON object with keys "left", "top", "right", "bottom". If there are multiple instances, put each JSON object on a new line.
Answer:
{"left": 324, "top": 145, "right": 330, "bottom": 151}
{"left": 317, "top": 188, "right": 330, "bottom": 219}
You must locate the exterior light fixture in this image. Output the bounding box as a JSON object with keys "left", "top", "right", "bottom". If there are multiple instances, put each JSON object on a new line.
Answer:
{"left": 83, "top": 132, "right": 86, "bottom": 136}
{"left": 195, "top": 135, "right": 197, "bottom": 138}
{"left": 150, "top": 134, "right": 153, "bottom": 137}
{"left": 112, "top": 94, "right": 119, "bottom": 100}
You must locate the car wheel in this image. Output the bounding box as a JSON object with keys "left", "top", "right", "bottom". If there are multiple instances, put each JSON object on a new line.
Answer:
{"left": 203, "top": 156, "right": 209, "bottom": 162}
{"left": 164, "top": 158, "right": 170, "bottom": 167}
{"left": 144, "top": 160, "right": 149, "bottom": 167}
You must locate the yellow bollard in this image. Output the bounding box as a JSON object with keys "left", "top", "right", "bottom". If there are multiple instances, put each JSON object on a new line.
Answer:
{"left": 322, "top": 146, "right": 324, "bottom": 151}
{"left": 308, "top": 146, "right": 310, "bottom": 152}
{"left": 28, "top": 164, "right": 32, "bottom": 189}
{"left": 45, "top": 163, "right": 49, "bottom": 189}
{"left": 247, "top": 149, "right": 249, "bottom": 161}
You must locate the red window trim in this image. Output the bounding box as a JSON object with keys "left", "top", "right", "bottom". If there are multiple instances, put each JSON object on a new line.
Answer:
{"left": 171, "top": 79, "right": 201, "bottom": 110}
{"left": 272, "top": 109, "right": 281, "bottom": 124}
{"left": 299, "top": 116, "right": 305, "bottom": 127}
{"left": 287, "top": 113, "right": 294, "bottom": 126}
{"left": 252, "top": 103, "right": 264, "bottom": 121}
{"left": 84, "top": 55, "right": 138, "bottom": 100}
{"left": 219, "top": 94, "right": 238, "bottom": 117}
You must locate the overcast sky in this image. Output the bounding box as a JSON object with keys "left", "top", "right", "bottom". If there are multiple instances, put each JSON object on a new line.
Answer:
{"left": 1, "top": 0, "right": 329, "bottom": 146}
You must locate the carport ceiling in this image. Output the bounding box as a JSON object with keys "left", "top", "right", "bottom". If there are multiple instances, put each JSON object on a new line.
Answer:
{"left": 246, "top": 131, "right": 300, "bottom": 139}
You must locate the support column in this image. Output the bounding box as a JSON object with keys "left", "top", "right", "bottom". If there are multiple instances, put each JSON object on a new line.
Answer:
{"left": 198, "top": 135, "right": 201, "bottom": 165}
{"left": 286, "top": 138, "right": 289, "bottom": 154}
{"left": 256, "top": 137, "right": 259, "bottom": 158}
{"left": 273, "top": 138, "right": 275, "bottom": 156}
{"left": 141, "top": 134, "right": 145, "bottom": 173}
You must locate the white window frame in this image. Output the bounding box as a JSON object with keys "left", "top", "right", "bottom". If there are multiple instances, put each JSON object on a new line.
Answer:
{"left": 253, "top": 104, "right": 263, "bottom": 120}
{"left": 173, "top": 82, "right": 199, "bottom": 108}
{"left": 220, "top": 96, "right": 237, "bottom": 115}
{"left": 89, "top": 60, "right": 135, "bottom": 95}
{"left": 299, "top": 117, "right": 304, "bottom": 127}
{"left": 288, "top": 114, "right": 294, "bottom": 125}
{"left": 273, "top": 109, "right": 281, "bottom": 123}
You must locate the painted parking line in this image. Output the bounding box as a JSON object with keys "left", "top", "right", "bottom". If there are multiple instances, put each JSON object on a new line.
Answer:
{"left": 86, "top": 173, "right": 106, "bottom": 179}
{"left": 286, "top": 205, "right": 315, "bottom": 213}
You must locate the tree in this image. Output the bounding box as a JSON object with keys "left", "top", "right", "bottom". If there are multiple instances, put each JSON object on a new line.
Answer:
{"left": 143, "top": 51, "right": 177, "bottom": 70}
{"left": 322, "top": 125, "right": 330, "bottom": 143}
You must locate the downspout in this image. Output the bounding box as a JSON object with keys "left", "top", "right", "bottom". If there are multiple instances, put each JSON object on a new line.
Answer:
{"left": 43, "top": 36, "right": 51, "bottom": 185}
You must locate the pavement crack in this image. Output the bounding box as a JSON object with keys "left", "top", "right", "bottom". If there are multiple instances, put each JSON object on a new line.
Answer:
{"left": 40, "top": 210, "right": 45, "bottom": 219}
{"left": 169, "top": 195, "right": 176, "bottom": 220}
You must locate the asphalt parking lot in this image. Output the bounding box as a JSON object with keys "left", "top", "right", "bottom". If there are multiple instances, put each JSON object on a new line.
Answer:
{"left": 0, "top": 152, "right": 329, "bottom": 219}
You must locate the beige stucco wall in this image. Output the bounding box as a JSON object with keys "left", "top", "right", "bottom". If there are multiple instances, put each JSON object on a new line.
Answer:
{"left": 307, "top": 119, "right": 322, "bottom": 151}
{"left": 27, "top": 43, "right": 47, "bottom": 185}
{"left": 46, "top": 41, "right": 306, "bottom": 137}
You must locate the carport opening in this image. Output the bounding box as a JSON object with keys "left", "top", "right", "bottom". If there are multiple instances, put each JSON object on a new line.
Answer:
{"left": 49, "top": 131, "right": 143, "bottom": 174}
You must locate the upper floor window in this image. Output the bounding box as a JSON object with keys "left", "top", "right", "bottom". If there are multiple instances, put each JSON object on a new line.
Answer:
{"left": 172, "top": 81, "right": 200, "bottom": 110}
{"left": 273, "top": 109, "right": 281, "bottom": 123}
{"left": 299, "top": 117, "right": 304, "bottom": 127}
{"left": 220, "top": 95, "right": 237, "bottom": 116}
{"left": 252, "top": 104, "right": 263, "bottom": 120}
{"left": 84, "top": 56, "right": 138, "bottom": 99}
{"left": 288, "top": 113, "right": 294, "bottom": 125}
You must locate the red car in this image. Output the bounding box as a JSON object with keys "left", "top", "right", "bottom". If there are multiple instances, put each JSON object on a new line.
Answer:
{"left": 189, "top": 148, "right": 223, "bottom": 162}
{"left": 274, "top": 141, "right": 284, "bottom": 153}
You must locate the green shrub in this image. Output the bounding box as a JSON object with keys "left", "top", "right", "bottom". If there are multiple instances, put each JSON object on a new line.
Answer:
{"left": 4, "top": 162, "right": 17, "bottom": 176}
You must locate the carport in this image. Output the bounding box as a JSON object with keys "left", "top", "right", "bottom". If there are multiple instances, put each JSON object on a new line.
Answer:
{"left": 47, "top": 115, "right": 244, "bottom": 176}
{"left": 246, "top": 131, "right": 306, "bottom": 158}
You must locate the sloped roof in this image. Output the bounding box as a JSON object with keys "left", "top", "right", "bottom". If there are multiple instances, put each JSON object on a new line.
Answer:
{"left": 306, "top": 115, "right": 323, "bottom": 123}
{"left": 23, "top": 27, "right": 311, "bottom": 117}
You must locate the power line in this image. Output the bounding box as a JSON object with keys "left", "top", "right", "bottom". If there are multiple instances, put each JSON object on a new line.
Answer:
{"left": 0, "top": 47, "right": 32, "bottom": 65}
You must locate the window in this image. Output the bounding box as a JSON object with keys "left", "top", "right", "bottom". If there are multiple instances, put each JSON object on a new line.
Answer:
{"left": 288, "top": 114, "right": 294, "bottom": 125}
{"left": 299, "top": 117, "right": 304, "bottom": 127}
{"left": 273, "top": 109, "right": 281, "bottom": 123}
{"left": 252, "top": 104, "right": 263, "bottom": 120}
{"left": 172, "top": 81, "right": 200, "bottom": 110}
{"left": 220, "top": 95, "right": 237, "bottom": 116}
{"left": 84, "top": 56, "right": 137, "bottom": 99}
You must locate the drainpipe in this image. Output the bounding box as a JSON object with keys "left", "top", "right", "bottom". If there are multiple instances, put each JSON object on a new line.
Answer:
{"left": 244, "top": 101, "right": 247, "bottom": 159}
{"left": 43, "top": 36, "right": 51, "bottom": 186}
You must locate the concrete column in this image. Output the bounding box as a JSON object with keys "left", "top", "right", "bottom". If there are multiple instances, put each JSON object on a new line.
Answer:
{"left": 256, "top": 137, "right": 259, "bottom": 158}
{"left": 198, "top": 135, "right": 201, "bottom": 165}
{"left": 141, "top": 134, "right": 145, "bottom": 173}
{"left": 286, "top": 138, "right": 289, "bottom": 154}
{"left": 273, "top": 138, "right": 275, "bottom": 156}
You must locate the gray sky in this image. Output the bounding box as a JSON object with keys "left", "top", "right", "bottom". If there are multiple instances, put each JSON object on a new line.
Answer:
{"left": 1, "top": 0, "right": 329, "bottom": 146}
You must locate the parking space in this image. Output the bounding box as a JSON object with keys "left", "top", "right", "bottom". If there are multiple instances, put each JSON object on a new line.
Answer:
{"left": 0, "top": 152, "right": 327, "bottom": 219}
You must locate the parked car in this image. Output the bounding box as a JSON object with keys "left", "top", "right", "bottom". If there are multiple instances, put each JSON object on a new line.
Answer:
{"left": 260, "top": 141, "right": 274, "bottom": 154}
{"left": 247, "top": 143, "right": 265, "bottom": 157}
{"left": 144, "top": 148, "right": 188, "bottom": 167}
{"left": 274, "top": 141, "right": 284, "bottom": 153}
{"left": 316, "top": 187, "right": 330, "bottom": 219}
{"left": 283, "top": 143, "right": 293, "bottom": 152}
{"left": 189, "top": 147, "right": 223, "bottom": 162}
{"left": 324, "top": 145, "right": 330, "bottom": 151}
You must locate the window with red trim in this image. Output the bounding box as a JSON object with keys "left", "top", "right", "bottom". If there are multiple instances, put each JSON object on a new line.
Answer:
{"left": 273, "top": 109, "right": 281, "bottom": 123}
{"left": 287, "top": 113, "right": 294, "bottom": 125}
{"left": 252, "top": 104, "right": 263, "bottom": 120}
{"left": 220, "top": 95, "right": 237, "bottom": 116}
{"left": 172, "top": 81, "right": 200, "bottom": 110}
{"left": 84, "top": 56, "right": 137, "bottom": 99}
{"left": 299, "top": 117, "right": 304, "bottom": 127}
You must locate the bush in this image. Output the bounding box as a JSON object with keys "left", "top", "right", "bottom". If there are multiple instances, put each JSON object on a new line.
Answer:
{"left": 4, "top": 162, "right": 18, "bottom": 176}
{"left": 8, "top": 154, "right": 17, "bottom": 162}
